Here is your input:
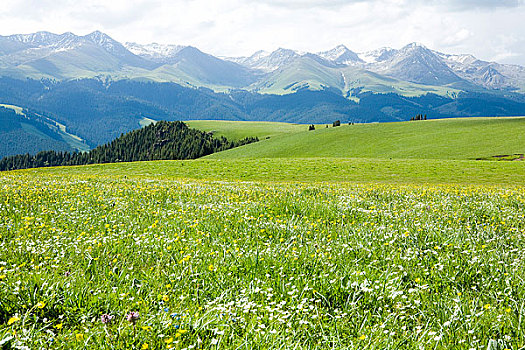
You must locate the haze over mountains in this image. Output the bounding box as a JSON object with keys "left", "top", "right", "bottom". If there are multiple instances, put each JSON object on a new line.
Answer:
{"left": 1, "top": 30, "right": 525, "bottom": 159}
{"left": 1, "top": 30, "right": 525, "bottom": 95}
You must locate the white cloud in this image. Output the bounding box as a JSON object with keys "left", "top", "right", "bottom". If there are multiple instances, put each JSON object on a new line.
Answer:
{"left": 0, "top": 0, "right": 524, "bottom": 65}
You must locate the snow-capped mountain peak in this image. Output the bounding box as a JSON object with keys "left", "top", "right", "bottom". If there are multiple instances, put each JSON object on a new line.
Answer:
{"left": 395, "top": 42, "right": 434, "bottom": 57}
{"left": 256, "top": 48, "right": 300, "bottom": 71}
{"left": 438, "top": 52, "right": 478, "bottom": 66}
{"left": 6, "top": 31, "right": 63, "bottom": 46}
{"left": 226, "top": 48, "right": 300, "bottom": 72}
{"left": 0, "top": 31, "right": 84, "bottom": 56}
{"left": 318, "top": 45, "right": 362, "bottom": 64}
{"left": 80, "top": 31, "right": 151, "bottom": 64}
{"left": 358, "top": 47, "right": 397, "bottom": 64}
{"left": 220, "top": 50, "right": 270, "bottom": 66}
{"left": 85, "top": 30, "right": 111, "bottom": 42}
{"left": 124, "top": 42, "right": 186, "bottom": 61}
{"left": 250, "top": 50, "right": 271, "bottom": 59}
{"left": 272, "top": 48, "right": 299, "bottom": 56}
{"left": 318, "top": 44, "right": 350, "bottom": 59}
{"left": 371, "top": 43, "right": 465, "bottom": 85}
{"left": 84, "top": 31, "right": 121, "bottom": 51}
{"left": 404, "top": 42, "right": 426, "bottom": 49}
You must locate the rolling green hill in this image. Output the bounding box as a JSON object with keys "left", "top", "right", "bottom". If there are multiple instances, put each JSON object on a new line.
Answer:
{"left": 186, "top": 120, "right": 308, "bottom": 140}
{"left": 189, "top": 117, "right": 525, "bottom": 160}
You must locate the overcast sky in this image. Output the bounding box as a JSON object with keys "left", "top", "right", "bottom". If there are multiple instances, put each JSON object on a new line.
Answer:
{"left": 1, "top": 0, "right": 525, "bottom": 64}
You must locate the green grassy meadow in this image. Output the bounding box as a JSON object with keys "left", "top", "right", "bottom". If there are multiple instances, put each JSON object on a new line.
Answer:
{"left": 14, "top": 157, "right": 525, "bottom": 185}
{"left": 189, "top": 117, "right": 525, "bottom": 160}
{"left": 1, "top": 117, "right": 525, "bottom": 349}
{"left": 186, "top": 120, "right": 307, "bottom": 141}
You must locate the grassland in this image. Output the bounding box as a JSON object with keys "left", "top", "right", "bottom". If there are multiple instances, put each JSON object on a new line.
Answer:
{"left": 189, "top": 117, "right": 525, "bottom": 160}
{"left": 1, "top": 165, "right": 525, "bottom": 349}
{"left": 2, "top": 117, "right": 525, "bottom": 349}
{"left": 186, "top": 121, "right": 307, "bottom": 141}
{"left": 14, "top": 157, "right": 525, "bottom": 186}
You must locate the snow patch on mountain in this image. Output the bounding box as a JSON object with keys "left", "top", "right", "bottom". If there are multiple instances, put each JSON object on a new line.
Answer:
{"left": 7, "top": 31, "right": 61, "bottom": 45}
{"left": 124, "top": 42, "right": 186, "bottom": 60}
{"left": 318, "top": 45, "right": 362, "bottom": 65}
{"left": 227, "top": 48, "right": 300, "bottom": 72}
{"left": 358, "top": 47, "right": 397, "bottom": 64}
{"left": 1, "top": 30, "right": 525, "bottom": 92}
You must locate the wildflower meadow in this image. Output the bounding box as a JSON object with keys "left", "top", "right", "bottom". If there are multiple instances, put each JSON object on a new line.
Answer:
{"left": 1, "top": 169, "right": 524, "bottom": 349}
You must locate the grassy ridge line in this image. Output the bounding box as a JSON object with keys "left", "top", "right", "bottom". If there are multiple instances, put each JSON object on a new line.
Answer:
{"left": 13, "top": 158, "right": 525, "bottom": 186}
{"left": 189, "top": 117, "right": 525, "bottom": 160}
{"left": 186, "top": 120, "right": 308, "bottom": 141}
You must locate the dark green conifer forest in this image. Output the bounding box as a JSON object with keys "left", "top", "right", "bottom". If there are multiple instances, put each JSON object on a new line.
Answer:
{"left": 0, "top": 121, "right": 258, "bottom": 171}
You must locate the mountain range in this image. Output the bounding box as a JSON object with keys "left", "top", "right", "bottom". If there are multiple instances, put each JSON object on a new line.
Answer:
{"left": 1, "top": 30, "right": 525, "bottom": 158}
{"left": 1, "top": 30, "right": 525, "bottom": 95}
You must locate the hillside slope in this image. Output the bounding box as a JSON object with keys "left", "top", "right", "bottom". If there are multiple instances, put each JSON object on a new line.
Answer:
{"left": 0, "top": 105, "right": 90, "bottom": 158}
{"left": 197, "top": 117, "right": 525, "bottom": 160}
{"left": 0, "top": 121, "right": 257, "bottom": 171}
{"left": 186, "top": 120, "right": 308, "bottom": 140}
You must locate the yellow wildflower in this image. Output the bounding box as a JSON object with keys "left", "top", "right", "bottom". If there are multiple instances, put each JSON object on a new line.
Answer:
{"left": 7, "top": 316, "right": 20, "bottom": 325}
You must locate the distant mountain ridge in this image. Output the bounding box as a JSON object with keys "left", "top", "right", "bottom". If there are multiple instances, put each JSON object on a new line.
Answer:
{"left": 1, "top": 30, "right": 525, "bottom": 95}
{"left": 1, "top": 31, "right": 525, "bottom": 159}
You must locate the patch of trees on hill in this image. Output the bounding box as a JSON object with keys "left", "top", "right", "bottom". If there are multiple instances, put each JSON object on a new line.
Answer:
{"left": 0, "top": 121, "right": 258, "bottom": 171}
{"left": 410, "top": 114, "right": 427, "bottom": 121}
